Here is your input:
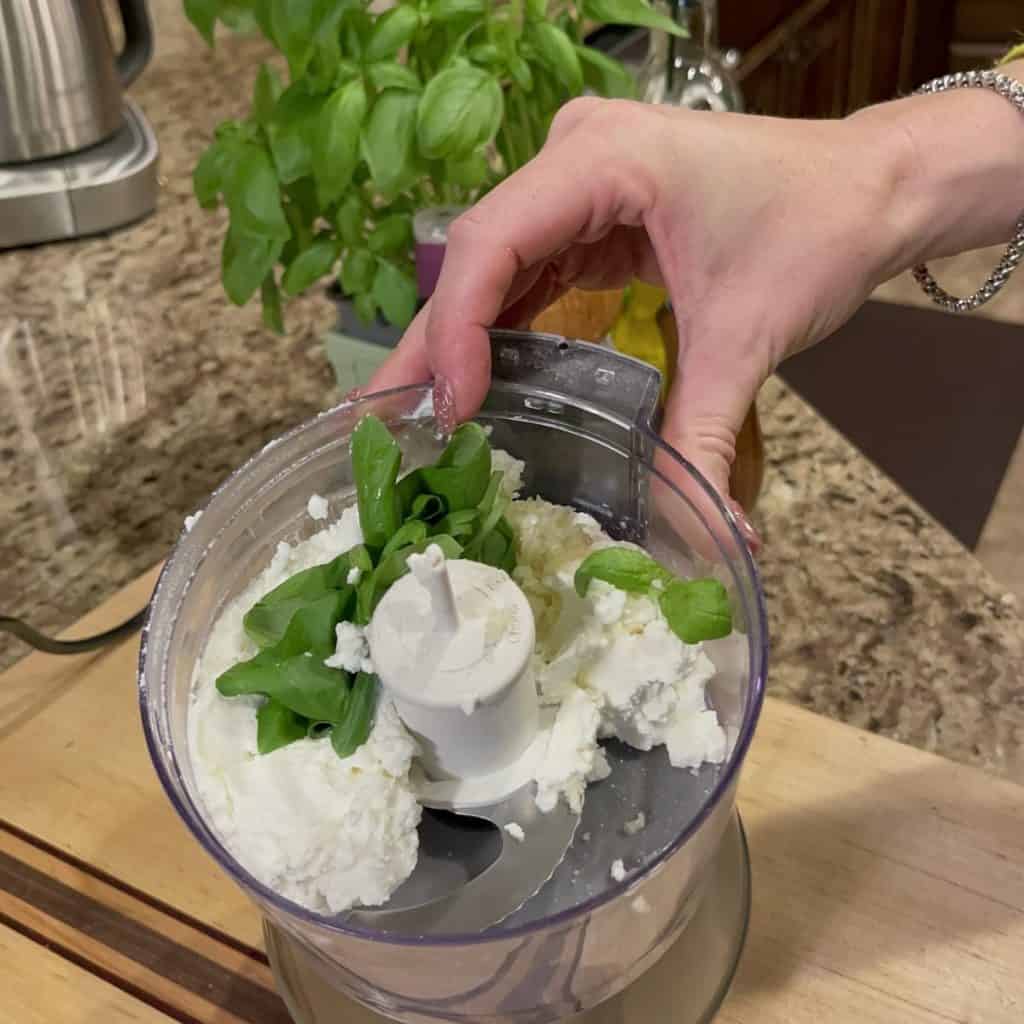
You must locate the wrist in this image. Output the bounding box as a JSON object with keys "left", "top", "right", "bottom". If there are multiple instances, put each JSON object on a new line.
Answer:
{"left": 843, "top": 63, "right": 1024, "bottom": 277}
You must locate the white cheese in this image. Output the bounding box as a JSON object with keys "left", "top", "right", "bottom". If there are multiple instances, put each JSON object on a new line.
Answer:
{"left": 307, "top": 494, "right": 329, "bottom": 521}
{"left": 325, "top": 621, "right": 374, "bottom": 675}
{"left": 346, "top": 565, "right": 362, "bottom": 585}
{"left": 184, "top": 511, "right": 202, "bottom": 533}
{"left": 610, "top": 859, "right": 627, "bottom": 882}
{"left": 504, "top": 823, "right": 526, "bottom": 842}
{"left": 624, "top": 812, "right": 646, "bottom": 836}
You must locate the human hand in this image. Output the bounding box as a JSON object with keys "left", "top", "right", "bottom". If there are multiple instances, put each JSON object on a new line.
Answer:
{"left": 368, "top": 98, "right": 918, "bottom": 514}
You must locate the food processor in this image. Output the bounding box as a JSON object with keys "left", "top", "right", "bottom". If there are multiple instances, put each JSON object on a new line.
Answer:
{"left": 139, "top": 330, "right": 768, "bottom": 1023}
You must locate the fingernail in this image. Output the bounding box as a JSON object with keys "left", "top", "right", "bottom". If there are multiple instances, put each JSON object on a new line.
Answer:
{"left": 729, "top": 499, "right": 762, "bottom": 555}
{"left": 344, "top": 387, "right": 362, "bottom": 403}
{"left": 433, "top": 376, "right": 457, "bottom": 435}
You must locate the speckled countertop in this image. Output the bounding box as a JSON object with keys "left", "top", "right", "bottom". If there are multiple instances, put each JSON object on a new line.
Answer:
{"left": 3, "top": 2, "right": 1023, "bottom": 784}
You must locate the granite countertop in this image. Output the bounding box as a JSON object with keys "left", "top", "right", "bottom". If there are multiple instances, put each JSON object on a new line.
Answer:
{"left": 2, "top": 2, "right": 1023, "bottom": 784}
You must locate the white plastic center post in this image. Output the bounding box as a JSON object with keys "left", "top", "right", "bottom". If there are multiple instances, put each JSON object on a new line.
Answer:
{"left": 368, "top": 544, "right": 538, "bottom": 782}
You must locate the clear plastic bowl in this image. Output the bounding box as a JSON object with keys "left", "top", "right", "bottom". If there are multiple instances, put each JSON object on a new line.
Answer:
{"left": 139, "top": 336, "right": 767, "bottom": 1023}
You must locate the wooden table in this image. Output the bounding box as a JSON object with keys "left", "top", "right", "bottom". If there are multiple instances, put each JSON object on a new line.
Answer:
{"left": 1, "top": 569, "right": 1022, "bottom": 1023}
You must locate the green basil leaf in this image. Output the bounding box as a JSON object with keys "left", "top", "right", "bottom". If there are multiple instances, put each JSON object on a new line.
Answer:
{"left": 243, "top": 548, "right": 366, "bottom": 648}
{"left": 340, "top": 248, "right": 376, "bottom": 295}
{"left": 529, "top": 23, "right": 583, "bottom": 95}
{"left": 314, "top": 78, "right": 368, "bottom": 206}
{"left": 496, "top": 516, "right": 517, "bottom": 572}
{"left": 218, "top": 650, "right": 350, "bottom": 722}
{"left": 361, "top": 89, "right": 421, "bottom": 197}
{"left": 380, "top": 519, "right": 428, "bottom": 560}
{"left": 330, "top": 672, "right": 378, "bottom": 758}
{"left": 367, "top": 214, "right": 413, "bottom": 255}
{"left": 353, "top": 290, "right": 378, "bottom": 324}
{"left": 416, "top": 65, "right": 504, "bottom": 160}
{"left": 261, "top": 273, "right": 285, "bottom": 334}
{"left": 271, "top": 0, "right": 317, "bottom": 77}
{"left": 507, "top": 55, "right": 534, "bottom": 92}
{"left": 410, "top": 492, "right": 445, "bottom": 522}
{"left": 222, "top": 228, "right": 284, "bottom": 306}
{"left": 659, "top": 578, "right": 732, "bottom": 644}
{"left": 468, "top": 43, "right": 501, "bottom": 65}
{"left": 253, "top": 63, "right": 283, "bottom": 125}
{"left": 341, "top": 7, "right": 371, "bottom": 59}
{"left": 272, "top": 591, "right": 350, "bottom": 659}
{"left": 371, "top": 259, "right": 418, "bottom": 328}
{"left": 193, "top": 140, "right": 231, "bottom": 210}
{"left": 445, "top": 151, "right": 489, "bottom": 188}
{"left": 575, "top": 44, "right": 636, "bottom": 99}
{"left": 431, "top": 0, "right": 486, "bottom": 19}
{"left": 364, "top": 6, "right": 420, "bottom": 62}
{"left": 308, "top": 0, "right": 350, "bottom": 89}
{"left": 351, "top": 415, "right": 403, "bottom": 550}
{"left": 268, "top": 84, "right": 324, "bottom": 184}
{"left": 420, "top": 422, "right": 492, "bottom": 511}
{"left": 396, "top": 468, "right": 424, "bottom": 513}
{"left": 366, "top": 62, "right": 422, "bottom": 92}
{"left": 184, "top": 0, "right": 218, "bottom": 45}
{"left": 282, "top": 235, "right": 341, "bottom": 296}
{"left": 334, "top": 193, "right": 365, "bottom": 247}
{"left": 480, "top": 528, "right": 511, "bottom": 569}
{"left": 525, "top": 0, "right": 547, "bottom": 20}
{"left": 224, "top": 144, "right": 290, "bottom": 240}
{"left": 574, "top": 547, "right": 670, "bottom": 597}
{"left": 435, "top": 507, "right": 478, "bottom": 542}
{"left": 464, "top": 471, "right": 506, "bottom": 557}
{"left": 257, "top": 699, "right": 310, "bottom": 754}
{"left": 581, "top": 0, "right": 686, "bottom": 36}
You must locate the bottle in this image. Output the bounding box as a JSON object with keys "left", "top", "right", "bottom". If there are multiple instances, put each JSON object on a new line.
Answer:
{"left": 638, "top": 0, "right": 743, "bottom": 113}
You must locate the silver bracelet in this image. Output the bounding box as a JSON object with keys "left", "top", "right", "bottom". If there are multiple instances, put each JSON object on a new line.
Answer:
{"left": 911, "top": 71, "right": 1024, "bottom": 312}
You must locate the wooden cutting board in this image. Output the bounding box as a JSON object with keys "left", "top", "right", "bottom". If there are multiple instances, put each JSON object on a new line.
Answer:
{"left": 1, "top": 567, "right": 1022, "bottom": 1023}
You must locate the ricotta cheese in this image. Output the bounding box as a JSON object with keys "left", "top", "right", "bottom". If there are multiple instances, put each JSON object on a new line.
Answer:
{"left": 307, "top": 494, "right": 329, "bottom": 521}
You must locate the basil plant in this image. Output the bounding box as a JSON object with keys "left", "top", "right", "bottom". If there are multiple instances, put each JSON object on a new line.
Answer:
{"left": 185, "top": 0, "right": 683, "bottom": 332}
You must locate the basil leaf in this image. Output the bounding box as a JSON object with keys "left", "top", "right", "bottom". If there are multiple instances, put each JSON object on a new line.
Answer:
{"left": 659, "top": 578, "right": 732, "bottom": 644}
{"left": 218, "top": 651, "right": 350, "bottom": 721}
{"left": 330, "top": 672, "right": 378, "bottom": 758}
{"left": 257, "top": 699, "right": 310, "bottom": 754}
{"left": 525, "top": 0, "right": 547, "bottom": 20}
{"left": 495, "top": 517, "right": 517, "bottom": 572}
{"left": 464, "top": 471, "right": 506, "bottom": 558}
{"left": 225, "top": 144, "right": 290, "bottom": 240}
{"left": 364, "top": 5, "right": 420, "bottom": 62}
{"left": 253, "top": 64, "right": 283, "bottom": 125}
{"left": 261, "top": 273, "right": 285, "bottom": 334}
{"left": 366, "top": 63, "right": 422, "bottom": 93}
{"left": 417, "top": 65, "right": 504, "bottom": 160}
{"left": 334, "top": 194, "right": 365, "bottom": 247}
{"left": 314, "top": 79, "right": 368, "bottom": 206}
{"left": 508, "top": 55, "right": 534, "bottom": 92}
{"left": 193, "top": 140, "right": 231, "bottom": 210}
{"left": 268, "top": 84, "right": 324, "bottom": 184}
{"left": 273, "top": 591, "right": 351, "bottom": 658}
{"left": 420, "top": 422, "right": 492, "bottom": 511}
{"left": 581, "top": 0, "right": 686, "bottom": 36}
{"left": 367, "top": 214, "right": 413, "bottom": 256}
{"left": 184, "top": 0, "right": 218, "bottom": 45}
{"left": 480, "top": 528, "right": 511, "bottom": 570}
{"left": 528, "top": 23, "right": 583, "bottom": 95}
{"left": 468, "top": 43, "right": 501, "bottom": 65}
{"left": 435, "top": 507, "right": 478, "bottom": 541}
{"left": 340, "top": 248, "right": 376, "bottom": 295}
{"left": 282, "top": 235, "right": 340, "bottom": 296}
{"left": 243, "top": 550, "right": 366, "bottom": 648}
{"left": 351, "top": 415, "right": 403, "bottom": 550}
{"left": 222, "top": 228, "right": 284, "bottom": 306}
{"left": 372, "top": 259, "right": 418, "bottom": 329}
{"left": 574, "top": 547, "right": 670, "bottom": 597}
{"left": 380, "top": 519, "right": 428, "bottom": 561}
{"left": 353, "top": 291, "right": 378, "bottom": 324}
{"left": 308, "top": 1, "right": 350, "bottom": 89}
{"left": 362, "top": 89, "right": 420, "bottom": 198}
{"left": 271, "top": 0, "right": 317, "bottom": 77}
{"left": 410, "top": 493, "right": 445, "bottom": 522}
{"left": 575, "top": 44, "right": 636, "bottom": 99}
{"left": 445, "top": 151, "right": 489, "bottom": 188}
{"left": 396, "top": 468, "right": 424, "bottom": 513}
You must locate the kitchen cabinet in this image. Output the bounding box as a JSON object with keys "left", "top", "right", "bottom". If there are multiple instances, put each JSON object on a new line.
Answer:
{"left": 718, "top": 0, "right": 956, "bottom": 116}
{"left": 949, "top": 0, "right": 1024, "bottom": 69}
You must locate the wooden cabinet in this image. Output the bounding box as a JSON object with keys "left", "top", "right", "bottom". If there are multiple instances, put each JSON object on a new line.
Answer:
{"left": 950, "top": 0, "right": 1024, "bottom": 70}
{"left": 718, "top": 0, "right": 956, "bottom": 117}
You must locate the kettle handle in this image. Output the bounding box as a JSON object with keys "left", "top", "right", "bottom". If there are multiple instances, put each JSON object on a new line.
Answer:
{"left": 115, "top": 0, "right": 154, "bottom": 86}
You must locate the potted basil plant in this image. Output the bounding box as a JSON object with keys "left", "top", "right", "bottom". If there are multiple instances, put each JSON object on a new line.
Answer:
{"left": 185, "top": 0, "right": 683, "bottom": 336}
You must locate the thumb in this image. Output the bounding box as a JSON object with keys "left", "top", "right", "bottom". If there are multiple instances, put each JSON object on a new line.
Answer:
{"left": 660, "top": 319, "right": 768, "bottom": 553}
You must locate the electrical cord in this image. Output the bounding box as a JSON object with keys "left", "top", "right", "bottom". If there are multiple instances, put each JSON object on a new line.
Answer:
{"left": 0, "top": 607, "right": 148, "bottom": 655}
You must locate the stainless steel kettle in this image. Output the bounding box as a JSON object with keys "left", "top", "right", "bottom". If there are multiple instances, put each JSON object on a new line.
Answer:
{"left": 0, "top": 0, "right": 153, "bottom": 164}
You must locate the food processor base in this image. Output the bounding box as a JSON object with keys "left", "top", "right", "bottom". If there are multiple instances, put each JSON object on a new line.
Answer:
{"left": 264, "top": 811, "right": 751, "bottom": 1024}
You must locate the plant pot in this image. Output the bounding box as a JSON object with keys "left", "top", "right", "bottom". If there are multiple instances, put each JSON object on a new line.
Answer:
{"left": 326, "top": 282, "right": 405, "bottom": 349}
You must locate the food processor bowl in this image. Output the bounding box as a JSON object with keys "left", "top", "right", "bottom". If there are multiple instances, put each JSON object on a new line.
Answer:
{"left": 139, "top": 331, "right": 768, "bottom": 1023}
